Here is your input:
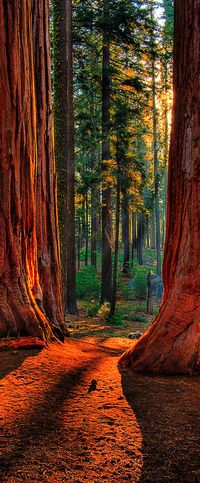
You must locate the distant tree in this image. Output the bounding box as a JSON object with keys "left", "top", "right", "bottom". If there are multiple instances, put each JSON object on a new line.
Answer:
{"left": 160, "top": 0, "right": 174, "bottom": 247}
{"left": 149, "top": 4, "right": 162, "bottom": 276}
{"left": 101, "top": 0, "right": 113, "bottom": 303}
{"left": 120, "top": 0, "right": 200, "bottom": 375}
{"left": 0, "top": 0, "right": 66, "bottom": 341}
{"left": 52, "top": 0, "right": 78, "bottom": 314}
{"left": 52, "top": 0, "right": 68, "bottom": 267}
{"left": 65, "top": 0, "right": 78, "bottom": 314}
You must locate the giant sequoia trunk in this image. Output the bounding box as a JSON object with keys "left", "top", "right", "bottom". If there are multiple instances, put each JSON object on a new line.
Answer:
{"left": 120, "top": 0, "right": 200, "bottom": 374}
{"left": 0, "top": 0, "right": 66, "bottom": 341}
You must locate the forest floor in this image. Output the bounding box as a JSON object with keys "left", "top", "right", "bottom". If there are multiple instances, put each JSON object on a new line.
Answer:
{"left": 0, "top": 307, "right": 200, "bottom": 483}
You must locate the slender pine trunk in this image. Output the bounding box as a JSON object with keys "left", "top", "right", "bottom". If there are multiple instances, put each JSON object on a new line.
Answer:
{"left": 91, "top": 192, "right": 97, "bottom": 267}
{"left": 151, "top": 10, "right": 161, "bottom": 276}
{"left": 122, "top": 190, "right": 130, "bottom": 273}
{"left": 162, "top": 60, "right": 169, "bottom": 249}
{"left": 101, "top": 27, "right": 112, "bottom": 303}
{"left": 146, "top": 214, "right": 150, "bottom": 248}
{"left": 150, "top": 208, "right": 156, "bottom": 249}
{"left": 77, "top": 213, "right": 81, "bottom": 270}
{"left": 91, "top": 151, "right": 100, "bottom": 267}
{"left": 65, "top": 0, "right": 78, "bottom": 314}
{"left": 52, "top": 0, "right": 68, "bottom": 275}
{"left": 131, "top": 212, "right": 137, "bottom": 259}
{"left": 137, "top": 212, "right": 143, "bottom": 266}
{"left": 110, "top": 151, "right": 120, "bottom": 318}
{"left": 85, "top": 191, "right": 89, "bottom": 266}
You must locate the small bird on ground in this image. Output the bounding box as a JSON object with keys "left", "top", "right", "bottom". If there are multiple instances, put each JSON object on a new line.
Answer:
{"left": 87, "top": 379, "right": 98, "bottom": 393}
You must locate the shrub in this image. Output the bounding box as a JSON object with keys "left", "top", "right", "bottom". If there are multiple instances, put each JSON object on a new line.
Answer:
{"left": 134, "top": 267, "right": 147, "bottom": 298}
{"left": 134, "top": 303, "right": 147, "bottom": 312}
{"left": 108, "top": 311, "right": 123, "bottom": 325}
{"left": 120, "top": 283, "right": 133, "bottom": 300}
{"left": 132, "top": 313, "right": 148, "bottom": 323}
{"left": 129, "top": 260, "right": 139, "bottom": 278}
{"left": 87, "top": 302, "right": 101, "bottom": 317}
{"left": 76, "top": 265, "right": 100, "bottom": 299}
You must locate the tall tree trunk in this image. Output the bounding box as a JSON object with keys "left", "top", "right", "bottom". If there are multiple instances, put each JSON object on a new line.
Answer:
{"left": 77, "top": 213, "right": 81, "bottom": 270}
{"left": 52, "top": 0, "right": 68, "bottom": 273}
{"left": 152, "top": 38, "right": 162, "bottom": 276}
{"left": 131, "top": 212, "right": 137, "bottom": 259}
{"left": 85, "top": 192, "right": 89, "bottom": 266}
{"left": 122, "top": 190, "right": 130, "bottom": 273}
{"left": 150, "top": 208, "right": 156, "bottom": 249}
{"left": 146, "top": 214, "right": 150, "bottom": 248}
{"left": 91, "top": 151, "right": 100, "bottom": 268}
{"left": 137, "top": 213, "right": 143, "bottom": 266}
{"left": 91, "top": 192, "right": 97, "bottom": 268}
{"left": 0, "top": 0, "right": 66, "bottom": 341}
{"left": 162, "top": 60, "right": 169, "bottom": 249}
{"left": 120, "top": 0, "right": 200, "bottom": 375}
{"left": 65, "top": 0, "right": 78, "bottom": 314}
{"left": 53, "top": 0, "right": 78, "bottom": 315}
{"left": 110, "top": 157, "right": 120, "bottom": 318}
{"left": 101, "top": 29, "right": 112, "bottom": 303}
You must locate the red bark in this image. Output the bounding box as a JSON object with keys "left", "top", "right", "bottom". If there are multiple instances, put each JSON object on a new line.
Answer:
{"left": 0, "top": 1, "right": 67, "bottom": 341}
{"left": 120, "top": 0, "right": 200, "bottom": 374}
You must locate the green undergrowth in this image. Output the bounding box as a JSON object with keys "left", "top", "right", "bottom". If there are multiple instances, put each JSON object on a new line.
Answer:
{"left": 76, "top": 248, "right": 161, "bottom": 332}
{"left": 76, "top": 265, "right": 100, "bottom": 299}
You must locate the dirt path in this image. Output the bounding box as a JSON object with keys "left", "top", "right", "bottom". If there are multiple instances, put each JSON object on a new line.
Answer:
{"left": 0, "top": 337, "right": 200, "bottom": 482}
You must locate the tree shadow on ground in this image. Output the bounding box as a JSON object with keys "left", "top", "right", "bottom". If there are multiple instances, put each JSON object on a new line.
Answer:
{"left": 119, "top": 365, "right": 200, "bottom": 482}
{"left": 79, "top": 337, "right": 126, "bottom": 357}
{"left": 0, "top": 355, "right": 103, "bottom": 480}
{"left": 0, "top": 348, "right": 43, "bottom": 380}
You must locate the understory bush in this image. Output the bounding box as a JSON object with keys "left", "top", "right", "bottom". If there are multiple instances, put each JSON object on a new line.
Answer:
{"left": 76, "top": 266, "right": 100, "bottom": 299}
{"left": 134, "top": 267, "right": 147, "bottom": 298}
{"left": 133, "top": 302, "right": 147, "bottom": 312}
{"left": 108, "top": 311, "right": 123, "bottom": 325}
{"left": 132, "top": 313, "right": 148, "bottom": 323}
{"left": 87, "top": 302, "right": 101, "bottom": 317}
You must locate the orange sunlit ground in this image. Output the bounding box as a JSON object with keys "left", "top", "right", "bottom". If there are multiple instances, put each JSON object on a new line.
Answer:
{"left": 0, "top": 325, "right": 200, "bottom": 482}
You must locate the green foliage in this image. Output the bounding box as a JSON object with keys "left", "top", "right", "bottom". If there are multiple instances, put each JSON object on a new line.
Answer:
{"left": 108, "top": 312, "right": 123, "bottom": 326}
{"left": 129, "top": 260, "right": 140, "bottom": 278}
{"left": 87, "top": 301, "right": 101, "bottom": 317}
{"left": 76, "top": 266, "right": 100, "bottom": 299}
{"left": 120, "top": 283, "right": 133, "bottom": 300}
{"left": 133, "top": 302, "right": 147, "bottom": 312}
{"left": 132, "top": 313, "right": 148, "bottom": 323}
{"left": 134, "top": 267, "right": 147, "bottom": 298}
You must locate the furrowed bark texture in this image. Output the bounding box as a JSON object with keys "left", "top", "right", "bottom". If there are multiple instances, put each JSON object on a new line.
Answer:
{"left": 120, "top": 0, "right": 200, "bottom": 374}
{"left": 0, "top": 0, "right": 66, "bottom": 341}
